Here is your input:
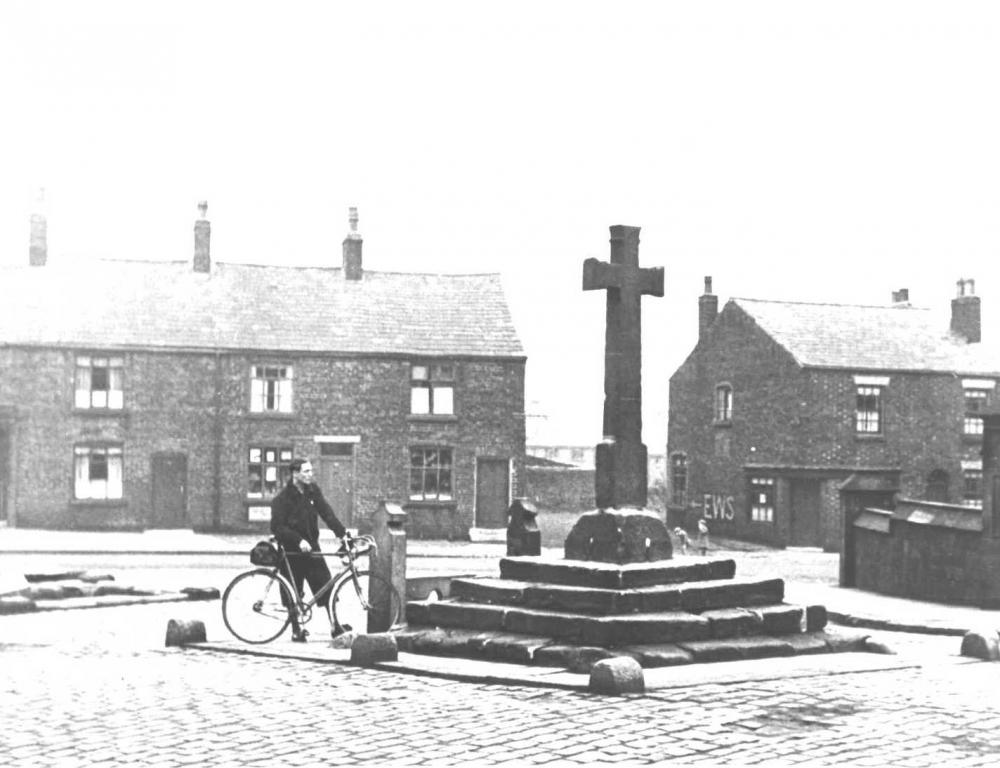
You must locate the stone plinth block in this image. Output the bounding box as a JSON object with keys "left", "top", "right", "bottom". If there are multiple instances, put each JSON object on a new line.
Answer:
{"left": 589, "top": 657, "right": 645, "bottom": 695}
{"left": 499, "top": 556, "right": 735, "bottom": 590}
{"left": 351, "top": 633, "right": 399, "bottom": 665}
{"left": 700, "top": 607, "right": 763, "bottom": 639}
{"left": 534, "top": 645, "right": 619, "bottom": 673}
{"left": 565, "top": 509, "right": 672, "bottom": 564}
{"left": 750, "top": 604, "right": 806, "bottom": 635}
{"left": 0, "top": 596, "right": 37, "bottom": 615}
{"left": 507, "top": 498, "right": 541, "bottom": 557}
{"left": 165, "top": 619, "right": 206, "bottom": 647}
{"left": 960, "top": 629, "right": 1000, "bottom": 660}
{"left": 805, "top": 605, "right": 828, "bottom": 631}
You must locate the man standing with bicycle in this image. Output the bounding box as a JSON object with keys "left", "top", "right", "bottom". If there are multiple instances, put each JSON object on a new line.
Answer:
{"left": 270, "top": 457, "right": 347, "bottom": 641}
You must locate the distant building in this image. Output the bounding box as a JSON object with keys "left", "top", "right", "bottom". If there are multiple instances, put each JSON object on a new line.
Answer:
{"left": 0, "top": 203, "right": 526, "bottom": 539}
{"left": 668, "top": 277, "right": 999, "bottom": 550}
{"left": 525, "top": 445, "right": 667, "bottom": 483}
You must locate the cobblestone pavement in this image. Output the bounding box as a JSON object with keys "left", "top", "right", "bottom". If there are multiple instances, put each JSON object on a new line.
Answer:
{"left": 2, "top": 603, "right": 999, "bottom": 766}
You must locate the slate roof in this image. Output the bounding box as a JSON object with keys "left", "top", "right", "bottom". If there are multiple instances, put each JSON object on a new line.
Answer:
{"left": 0, "top": 260, "right": 525, "bottom": 358}
{"left": 730, "top": 297, "right": 1000, "bottom": 376}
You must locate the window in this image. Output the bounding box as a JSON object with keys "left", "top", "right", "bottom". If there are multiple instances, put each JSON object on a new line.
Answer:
{"left": 926, "top": 469, "right": 949, "bottom": 503}
{"left": 855, "top": 386, "right": 882, "bottom": 434}
{"left": 964, "top": 388, "right": 990, "bottom": 436}
{"left": 250, "top": 365, "right": 293, "bottom": 413}
{"left": 410, "top": 363, "right": 454, "bottom": 415}
{"left": 750, "top": 477, "right": 775, "bottom": 522}
{"left": 963, "top": 468, "right": 983, "bottom": 508}
{"left": 670, "top": 454, "right": 687, "bottom": 506}
{"left": 74, "top": 445, "right": 123, "bottom": 500}
{"left": 714, "top": 384, "right": 733, "bottom": 422}
{"left": 75, "top": 355, "right": 124, "bottom": 409}
{"left": 409, "top": 447, "right": 453, "bottom": 501}
{"left": 247, "top": 446, "right": 293, "bottom": 499}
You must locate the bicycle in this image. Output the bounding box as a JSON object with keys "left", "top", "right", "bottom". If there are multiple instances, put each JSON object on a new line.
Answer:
{"left": 221, "top": 533, "right": 404, "bottom": 644}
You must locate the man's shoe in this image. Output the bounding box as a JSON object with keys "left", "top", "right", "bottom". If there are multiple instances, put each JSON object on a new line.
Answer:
{"left": 331, "top": 624, "right": 352, "bottom": 639}
{"left": 291, "top": 629, "right": 309, "bottom": 642}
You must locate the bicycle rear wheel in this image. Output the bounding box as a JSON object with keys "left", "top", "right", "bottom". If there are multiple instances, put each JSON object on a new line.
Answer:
{"left": 222, "top": 569, "right": 294, "bottom": 644}
{"left": 328, "top": 570, "right": 403, "bottom": 634}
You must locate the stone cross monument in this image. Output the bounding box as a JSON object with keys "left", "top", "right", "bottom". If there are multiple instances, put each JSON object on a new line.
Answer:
{"left": 564, "top": 225, "right": 672, "bottom": 563}
{"left": 583, "top": 225, "right": 664, "bottom": 509}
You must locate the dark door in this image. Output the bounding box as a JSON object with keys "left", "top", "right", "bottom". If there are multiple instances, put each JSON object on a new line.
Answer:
{"left": 475, "top": 458, "right": 509, "bottom": 529}
{"left": 0, "top": 426, "right": 9, "bottom": 524}
{"left": 318, "top": 443, "right": 355, "bottom": 528}
{"left": 151, "top": 453, "right": 187, "bottom": 528}
{"left": 789, "top": 479, "right": 821, "bottom": 547}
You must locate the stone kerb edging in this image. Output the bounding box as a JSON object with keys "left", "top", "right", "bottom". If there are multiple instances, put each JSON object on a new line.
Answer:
{"left": 960, "top": 628, "right": 1000, "bottom": 660}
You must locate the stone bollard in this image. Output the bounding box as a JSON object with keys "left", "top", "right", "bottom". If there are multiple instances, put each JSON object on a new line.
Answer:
{"left": 350, "top": 633, "right": 399, "bottom": 665}
{"left": 960, "top": 629, "right": 1000, "bottom": 660}
{"left": 165, "top": 619, "right": 206, "bottom": 647}
{"left": 589, "top": 657, "right": 645, "bottom": 695}
{"left": 506, "top": 498, "right": 541, "bottom": 557}
{"left": 370, "top": 500, "right": 407, "bottom": 633}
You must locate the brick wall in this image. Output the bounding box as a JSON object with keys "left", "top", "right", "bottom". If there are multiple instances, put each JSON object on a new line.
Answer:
{"left": 523, "top": 466, "right": 596, "bottom": 512}
{"left": 668, "top": 301, "right": 985, "bottom": 548}
{"left": 0, "top": 346, "right": 524, "bottom": 538}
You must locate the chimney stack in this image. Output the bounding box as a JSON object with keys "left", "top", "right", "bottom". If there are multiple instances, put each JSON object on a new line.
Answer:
{"left": 29, "top": 188, "right": 47, "bottom": 267}
{"left": 698, "top": 276, "right": 718, "bottom": 343}
{"left": 342, "top": 206, "right": 363, "bottom": 280}
{"left": 951, "top": 278, "right": 981, "bottom": 343}
{"left": 194, "top": 201, "right": 211, "bottom": 273}
{"left": 891, "top": 288, "right": 910, "bottom": 306}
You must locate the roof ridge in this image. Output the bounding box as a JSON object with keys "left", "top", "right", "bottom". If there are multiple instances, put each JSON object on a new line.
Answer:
{"left": 732, "top": 296, "right": 931, "bottom": 312}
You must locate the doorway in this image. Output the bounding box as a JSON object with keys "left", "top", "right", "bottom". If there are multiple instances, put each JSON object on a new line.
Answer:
{"left": 789, "top": 478, "right": 821, "bottom": 546}
{"left": 318, "top": 442, "right": 355, "bottom": 528}
{"left": 475, "top": 458, "right": 510, "bottom": 529}
{"left": 151, "top": 452, "right": 188, "bottom": 528}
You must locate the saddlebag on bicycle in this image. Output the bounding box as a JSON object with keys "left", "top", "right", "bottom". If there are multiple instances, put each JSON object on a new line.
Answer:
{"left": 249, "top": 540, "right": 280, "bottom": 566}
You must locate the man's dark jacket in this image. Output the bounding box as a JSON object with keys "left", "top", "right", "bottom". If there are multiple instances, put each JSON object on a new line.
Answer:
{"left": 270, "top": 481, "right": 346, "bottom": 552}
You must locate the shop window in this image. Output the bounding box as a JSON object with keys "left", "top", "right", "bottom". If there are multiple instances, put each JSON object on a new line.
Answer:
{"left": 248, "top": 446, "right": 293, "bottom": 499}
{"left": 750, "top": 476, "right": 775, "bottom": 522}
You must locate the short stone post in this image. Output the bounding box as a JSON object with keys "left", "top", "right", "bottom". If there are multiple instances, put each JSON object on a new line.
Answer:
{"left": 506, "top": 498, "right": 541, "bottom": 557}
{"left": 589, "top": 657, "right": 645, "bottom": 695}
{"left": 164, "top": 618, "right": 206, "bottom": 647}
{"left": 370, "top": 500, "right": 407, "bottom": 632}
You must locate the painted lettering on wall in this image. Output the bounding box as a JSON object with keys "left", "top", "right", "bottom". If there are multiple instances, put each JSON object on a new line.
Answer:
{"left": 702, "top": 493, "right": 735, "bottom": 521}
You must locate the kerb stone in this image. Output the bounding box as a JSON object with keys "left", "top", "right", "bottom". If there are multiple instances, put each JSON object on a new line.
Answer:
{"left": 350, "top": 633, "right": 399, "bottom": 665}
{"left": 589, "top": 657, "right": 645, "bottom": 695}
{"left": 164, "top": 619, "right": 206, "bottom": 647}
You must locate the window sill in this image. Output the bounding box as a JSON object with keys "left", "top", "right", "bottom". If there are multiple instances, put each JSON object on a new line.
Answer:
{"left": 247, "top": 411, "right": 296, "bottom": 420}
{"left": 405, "top": 499, "right": 458, "bottom": 508}
{"left": 407, "top": 414, "right": 458, "bottom": 423}
{"left": 854, "top": 433, "right": 885, "bottom": 442}
{"left": 962, "top": 433, "right": 984, "bottom": 444}
{"left": 73, "top": 408, "right": 127, "bottom": 417}
{"left": 70, "top": 499, "right": 127, "bottom": 507}
{"left": 713, "top": 420, "right": 733, "bottom": 429}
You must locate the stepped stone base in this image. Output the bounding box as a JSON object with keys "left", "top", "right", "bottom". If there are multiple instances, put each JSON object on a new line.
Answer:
{"left": 398, "top": 553, "right": 869, "bottom": 671}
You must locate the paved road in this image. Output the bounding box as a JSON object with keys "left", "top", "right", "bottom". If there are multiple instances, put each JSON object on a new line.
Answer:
{"left": 2, "top": 601, "right": 998, "bottom": 766}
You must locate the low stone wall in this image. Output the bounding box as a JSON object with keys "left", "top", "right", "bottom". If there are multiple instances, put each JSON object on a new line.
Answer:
{"left": 849, "top": 499, "right": 1000, "bottom": 607}
{"left": 523, "top": 466, "right": 596, "bottom": 513}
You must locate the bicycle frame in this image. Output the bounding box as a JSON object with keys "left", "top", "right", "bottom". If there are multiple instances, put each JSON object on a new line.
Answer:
{"left": 273, "top": 539, "right": 373, "bottom": 624}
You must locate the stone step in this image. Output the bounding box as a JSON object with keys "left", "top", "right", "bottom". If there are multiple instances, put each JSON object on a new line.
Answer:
{"left": 498, "top": 556, "right": 737, "bottom": 589}
{"left": 393, "top": 625, "right": 870, "bottom": 671}
{"left": 407, "top": 597, "right": 824, "bottom": 645}
{"left": 449, "top": 575, "right": 785, "bottom": 615}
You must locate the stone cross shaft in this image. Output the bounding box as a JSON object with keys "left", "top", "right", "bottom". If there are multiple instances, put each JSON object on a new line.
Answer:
{"left": 583, "top": 225, "right": 664, "bottom": 509}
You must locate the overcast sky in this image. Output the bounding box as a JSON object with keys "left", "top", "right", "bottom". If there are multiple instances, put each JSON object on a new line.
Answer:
{"left": 1, "top": 1, "right": 998, "bottom": 449}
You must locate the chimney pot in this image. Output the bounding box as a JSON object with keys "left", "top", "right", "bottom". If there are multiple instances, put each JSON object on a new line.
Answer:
{"left": 194, "top": 201, "right": 211, "bottom": 273}
{"left": 698, "top": 275, "right": 718, "bottom": 344}
{"left": 951, "top": 276, "right": 981, "bottom": 343}
{"left": 29, "top": 187, "right": 47, "bottom": 267}
{"left": 343, "top": 207, "right": 363, "bottom": 280}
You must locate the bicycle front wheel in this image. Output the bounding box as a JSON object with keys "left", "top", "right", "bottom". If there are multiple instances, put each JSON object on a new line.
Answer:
{"left": 222, "top": 569, "right": 294, "bottom": 644}
{"left": 329, "top": 570, "right": 403, "bottom": 634}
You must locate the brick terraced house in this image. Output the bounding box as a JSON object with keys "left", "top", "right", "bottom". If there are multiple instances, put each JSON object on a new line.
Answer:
{"left": 668, "top": 277, "right": 1000, "bottom": 550}
{"left": 0, "top": 204, "right": 526, "bottom": 539}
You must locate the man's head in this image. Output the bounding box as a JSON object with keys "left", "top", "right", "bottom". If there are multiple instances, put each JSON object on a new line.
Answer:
{"left": 290, "top": 458, "right": 315, "bottom": 488}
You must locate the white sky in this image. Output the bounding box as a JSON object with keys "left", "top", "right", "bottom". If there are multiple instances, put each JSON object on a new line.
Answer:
{"left": 1, "top": 1, "right": 998, "bottom": 449}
